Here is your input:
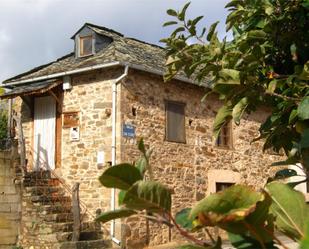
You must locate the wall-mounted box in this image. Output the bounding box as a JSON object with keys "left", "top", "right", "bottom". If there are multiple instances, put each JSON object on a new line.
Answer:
{"left": 63, "top": 112, "right": 79, "bottom": 128}
{"left": 70, "top": 127, "right": 80, "bottom": 141}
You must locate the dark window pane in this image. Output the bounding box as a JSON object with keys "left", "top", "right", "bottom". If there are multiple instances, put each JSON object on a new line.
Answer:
{"left": 216, "top": 182, "right": 234, "bottom": 192}
{"left": 166, "top": 101, "right": 185, "bottom": 143}
{"left": 216, "top": 121, "right": 232, "bottom": 147}
{"left": 80, "top": 36, "right": 93, "bottom": 56}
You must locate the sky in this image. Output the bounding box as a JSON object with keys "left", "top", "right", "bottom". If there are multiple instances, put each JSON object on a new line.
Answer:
{"left": 0, "top": 0, "right": 230, "bottom": 83}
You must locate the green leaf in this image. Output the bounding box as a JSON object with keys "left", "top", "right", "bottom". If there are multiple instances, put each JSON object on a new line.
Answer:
{"left": 191, "top": 16, "right": 204, "bottom": 26}
{"left": 225, "top": 0, "right": 243, "bottom": 8}
{"left": 118, "top": 190, "right": 126, "bottom": 206}
{"left": 138, "top": 138, "right": 146, "bottom": 155}
{"left": 167, "top": 9, "right": 178, "bottom": 17}
{"left": 247, "top": 30, "right": 267, "bottom": 40}
{"left": 232, "top": 97, "right": 248, "bottom": 125}
{"left": 300, "top": 129, "right": 309, "bottom": 149}
{"left": 265, "top": 6, "right": 274, "bottom": 16}
{"left": 171, "top": 27, "right": 186, "bottom": 37}
{"left": 267, "top": 80, "right": 277, "bottom": 93}
{"left": 213, "top": 105, "right": 232, "bottom": 138}
{"left": 175, "top": 208, "right": 194, "bottom": 231}
{"left": 99, "top": 163, "right": 143, "bottom": 190}
{"left": 289, "top": 109, "right": 298, "bottom": 124}
{"left": 207, "top": 21, "right": 219, "bottom": 42}
{"left": 265, "top": 182, "right": 309, "bottom": 240}
{"left": 300, "top": 222, "right": 309, "bottom": 249}
{"left": 217, "top": 69, "right": 240, "bottom": 84}
{"left": 274, "top": 169, "right": 297, "bottom": 180}
{"left": 271, "top": 157, "right": 298, "bottom": 166}
{"left": 123, "top": 180, "right": 172, "bottom": 212}
{"left": 190, "top": 185, "right": 267, "bottom": 233}
{"left": 136, "top": 157, "right": 147, "bottom": 176}
{"left": 298, "top": 97, "right": 309, "bottom": 120}
{"left": 96, "top": 208, "right": 136, "bottom": 223}
{"left": 228, "top": 233, "right": 278, "bottom": 249}
{"left": 178, "top": 2, "right": 191, "bottom": 21}
{"left": 163, "top": 21, "right": 178, "bottom": 27}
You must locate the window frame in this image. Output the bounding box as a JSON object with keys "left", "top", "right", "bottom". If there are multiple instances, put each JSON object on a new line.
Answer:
{"left": 207, "top": 169, "right": 240, "bottom": 195}
{"left": 79, "top": 35, "right": 94, "bottom": 57}
{"left": 165, "top": 100, "right": 186, "bottom": 144}
{"left": 216, "top": 120, "right": 233, "bottom": 149}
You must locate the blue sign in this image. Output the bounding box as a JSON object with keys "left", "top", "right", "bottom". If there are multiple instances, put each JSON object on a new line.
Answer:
{"left": 122, "top": 124, "right": 136, "bottom": 138}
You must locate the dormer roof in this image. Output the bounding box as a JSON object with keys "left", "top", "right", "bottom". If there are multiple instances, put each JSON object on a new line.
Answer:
{"left": 70, "top": 23, "right": 123, "bottom": 40}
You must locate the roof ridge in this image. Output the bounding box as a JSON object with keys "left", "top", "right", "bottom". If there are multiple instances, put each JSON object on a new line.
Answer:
{"left": 70, "top": 23, "right": 124, "bottom": 39}
{"left": 124, "top": 37, "right": 164, "bottom": 49}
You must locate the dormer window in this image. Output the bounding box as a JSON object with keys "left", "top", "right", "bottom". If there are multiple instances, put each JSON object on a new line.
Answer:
{"left": 79, "top": 35, "right": 93, "bottom": 57}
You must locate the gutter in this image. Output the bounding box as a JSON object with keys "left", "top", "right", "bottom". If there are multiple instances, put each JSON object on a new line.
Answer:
{"left": 2, "top": 61, "right": 122, "bottom": 87}
{"left": 2, "top": 61, "right": 198, "bottom": 87}
{"left": 111, "top": 65, "right": 129, "bottom": 246}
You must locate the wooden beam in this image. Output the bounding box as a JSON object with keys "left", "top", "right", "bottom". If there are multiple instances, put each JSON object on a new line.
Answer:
{"left": 48, "top": 90, "right": 62, "bottom": 113}
{"left": 21, "top": 96, "right": 34, "bottom": 115}
{"left": 13, "top": 115, "right": 26, "bottom": 177}
{"left": 72, "top": 182, "right": 81, "bottom": 242}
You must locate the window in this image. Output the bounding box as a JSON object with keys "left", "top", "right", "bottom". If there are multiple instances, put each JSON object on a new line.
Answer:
{"left": 79, "top": 35, "right": 93, "bottom": 57}
{"left": 165, "top": 101, "right": 186, "bottom": 143}
{"left": 207, "top": 170, "right": 240, "bottom": 195}
{"left": 216, "top": 121, "right": 232, "bottom": 148}
{"left": 216, "top": 182, "right": 235, "bottom": 192}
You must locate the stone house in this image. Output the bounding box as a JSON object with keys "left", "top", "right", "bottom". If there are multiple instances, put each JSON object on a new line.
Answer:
{"left": 0, "top": 23, "right": 289, "bottom": 248}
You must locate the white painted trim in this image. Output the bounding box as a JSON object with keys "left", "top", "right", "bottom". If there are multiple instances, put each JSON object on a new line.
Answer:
{"left": 110, "top": 65, "right": 129, "bottom": 245}
{"left": 2, "top": 61, "right": 199, "bottom": 87}
{"left": 2, "top": 61, "right": 122, "bottom": 86}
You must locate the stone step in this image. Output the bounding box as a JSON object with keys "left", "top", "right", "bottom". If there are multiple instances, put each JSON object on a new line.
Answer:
{"left": 56, "top": 230, "right": 103, "bottom": 243}
{"left": 23, "top": 178, "right": 61, "bottom": 187}
{"left": 41, "top": 221, "right": 102, "bottom": 234}
{"left": 24, "top": 186, "right": 66, "bottom": 195}
{"left": 38, "top": 204, "right": 72, "bottom": 215}
{"left": 59, "top": 239, "right": 111, "bottom": 249}
{"left": 44, "top": 212, "right": 74, "bottom": 223}
{"left": 28, "top": 195, "right": 71, "bottom": 204}
{"left": 24, "top": 170, "right": 52, "bottom": 179}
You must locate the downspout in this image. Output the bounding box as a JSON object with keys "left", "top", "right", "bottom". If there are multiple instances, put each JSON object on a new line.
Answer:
{"left": 111, "top": 65, "right": 129, "bottom": 245}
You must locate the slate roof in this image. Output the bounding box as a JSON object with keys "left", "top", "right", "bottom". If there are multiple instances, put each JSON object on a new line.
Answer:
{"left": 3, "top": 23, "right": 171, "bottom": 85}
{"left": 1, "top": 80, "right": 61, "bottom": 98}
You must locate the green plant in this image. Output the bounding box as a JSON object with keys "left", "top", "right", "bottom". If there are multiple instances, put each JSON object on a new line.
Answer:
{"left": 97, "top": 140, "right": 309, "bottom": 248}
{"left": 161, "top": 0, "right": 309, "bottom": 176}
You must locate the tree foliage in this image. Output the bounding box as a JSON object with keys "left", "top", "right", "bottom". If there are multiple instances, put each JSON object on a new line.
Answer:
{"left": 161, "top": 0, "right": 309, "bottom": 173}
{"left": 97, "top": 1, "right": 309, "bottom": 248}
{"left": 97, "top": 140, "right": 309, "bottom": 248}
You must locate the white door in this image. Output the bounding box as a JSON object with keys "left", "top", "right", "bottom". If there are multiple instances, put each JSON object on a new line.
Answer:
{"left": 33, "top": 96, "right": 56, "bottom": 170}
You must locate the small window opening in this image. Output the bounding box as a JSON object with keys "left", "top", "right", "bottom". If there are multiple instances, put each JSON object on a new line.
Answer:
{"left": 132, "top": 106, "right": 137, "bottom": 116}
{"left": 215, "top": 182, "right": 234, "bottom": 192}
{"left": 216, "top": 121, "right": 232, "bottom": 148}
{"left": 79, "top": 35, "right": 93, "bottom": 57}
{"left": 189, "top": 119, "right": 193, "bottom": 126}
{"left": 165, "top": 101, "right": 186, "bottom": 143}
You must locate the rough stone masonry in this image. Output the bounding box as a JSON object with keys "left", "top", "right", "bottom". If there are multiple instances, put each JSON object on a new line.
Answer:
{"left": 14, "top": 67, "right": 284, "bottom": 248}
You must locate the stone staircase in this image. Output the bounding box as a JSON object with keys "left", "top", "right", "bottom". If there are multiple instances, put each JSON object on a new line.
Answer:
{"left": 19, "top": 170, "right": 110, "bottom": 249}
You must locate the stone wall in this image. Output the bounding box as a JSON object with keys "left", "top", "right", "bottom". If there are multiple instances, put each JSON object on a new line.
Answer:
{"left": 15, "top": 67, "right": 285, "bottom": 248}
{"left": 0, "top": 146, "right": 21, "bottom": 249}
{"left": 15, "top": 67, "right": 124, "bottom": 222}
{"left": 119, "top": 70, "right": 284, "bottom": 248}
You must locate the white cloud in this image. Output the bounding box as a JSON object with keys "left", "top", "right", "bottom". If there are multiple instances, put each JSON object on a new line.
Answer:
{"left": 0, "top": 0, "right": 230, "bottom": 83}
{"left": 0, "top": 29, "right": 11, "bottom": 44}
